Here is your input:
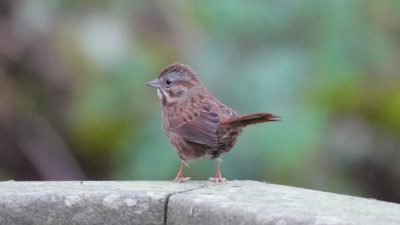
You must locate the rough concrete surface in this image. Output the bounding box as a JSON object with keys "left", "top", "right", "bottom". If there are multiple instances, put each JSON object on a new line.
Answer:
{"left": 0, "top": 181, "right": 399, "bottom": 225}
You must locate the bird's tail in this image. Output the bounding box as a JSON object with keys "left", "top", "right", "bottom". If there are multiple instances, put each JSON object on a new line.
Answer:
{"left": 224, "top": 113, "right": 280, "bottom": 127}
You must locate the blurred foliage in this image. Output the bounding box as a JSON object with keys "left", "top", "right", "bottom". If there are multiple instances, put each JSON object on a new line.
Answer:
{"left": 0, "top": 0, "right": 399, "bottom": 203}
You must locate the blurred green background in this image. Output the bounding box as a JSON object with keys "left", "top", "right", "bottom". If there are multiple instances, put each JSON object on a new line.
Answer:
{"left": 0, "top": 0, "right": 399, "bottom": 203}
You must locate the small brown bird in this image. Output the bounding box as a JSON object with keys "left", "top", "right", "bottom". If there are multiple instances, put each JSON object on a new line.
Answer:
{"left": 147, "top": 64, "right": 279, "bottom": 182}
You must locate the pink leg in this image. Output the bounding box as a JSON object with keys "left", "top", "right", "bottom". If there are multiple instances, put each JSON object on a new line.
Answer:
{"left": 174, "top": 161, "right": 191, "bottom": 183}
{"left": 209, "top": 159, "right": 226, "bottom": 183}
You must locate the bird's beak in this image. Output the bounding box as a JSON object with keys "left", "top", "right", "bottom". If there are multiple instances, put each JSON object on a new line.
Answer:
{"left": 147, "top": 79, "right": 161, "bottom": 88}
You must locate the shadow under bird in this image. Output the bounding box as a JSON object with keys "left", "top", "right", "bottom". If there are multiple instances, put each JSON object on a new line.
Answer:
{"left": 147, "top": 64, "right": 279, "bottom": 182}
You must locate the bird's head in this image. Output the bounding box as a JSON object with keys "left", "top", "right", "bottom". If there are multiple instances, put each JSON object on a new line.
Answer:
{"left": 147, "top": 63, "right": 201, "bottom": 106}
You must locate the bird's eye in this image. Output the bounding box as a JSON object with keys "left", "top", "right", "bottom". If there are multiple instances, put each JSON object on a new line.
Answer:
{"left": 165, "top": 78, "right": 173, "bottom": 87}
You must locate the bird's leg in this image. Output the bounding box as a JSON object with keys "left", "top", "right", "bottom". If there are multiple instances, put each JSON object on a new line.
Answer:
{"left": 209, "top": 159, "right": 226, "bottom": 183}
{"left": 174, "top": 161, "right": 191, "bottom": 183}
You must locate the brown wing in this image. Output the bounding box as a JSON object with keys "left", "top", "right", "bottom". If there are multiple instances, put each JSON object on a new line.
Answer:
{"left": 170, "top": 104, "right": 220, "bottom": 148}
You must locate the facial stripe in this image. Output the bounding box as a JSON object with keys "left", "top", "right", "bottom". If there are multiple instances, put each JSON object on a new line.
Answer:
{"left": 158, "top": 88, "right": 178, "bottom": 106}
{"left": 157, "top": 89, "right": 163, "bottom": 99}
{"left": 157, "top": 88, "right": 167, "bottom": 106}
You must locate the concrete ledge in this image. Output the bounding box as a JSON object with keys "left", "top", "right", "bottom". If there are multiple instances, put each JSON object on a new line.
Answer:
{"left": 0, "top": 181, "right": 399, "bottom": 225}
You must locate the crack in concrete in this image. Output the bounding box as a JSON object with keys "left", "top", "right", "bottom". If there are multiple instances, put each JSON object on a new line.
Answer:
{"left": 163, "top": 184, "right": 211, "bottom": 225}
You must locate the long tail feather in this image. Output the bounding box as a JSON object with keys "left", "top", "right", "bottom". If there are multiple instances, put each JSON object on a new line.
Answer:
{"left": 225, "top": 113, "right": 280, "bottom": 127}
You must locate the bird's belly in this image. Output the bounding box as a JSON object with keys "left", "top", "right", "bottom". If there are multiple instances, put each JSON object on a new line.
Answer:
{"left": 167, "top": 133, "right": 210, "bottom": 161}
{"left": 166, "top": 127, "right": 243, "bottom": 161}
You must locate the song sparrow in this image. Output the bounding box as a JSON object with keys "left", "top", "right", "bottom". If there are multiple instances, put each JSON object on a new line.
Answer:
{"left": 147, "top": 64, "right": 279, "bottom": 183}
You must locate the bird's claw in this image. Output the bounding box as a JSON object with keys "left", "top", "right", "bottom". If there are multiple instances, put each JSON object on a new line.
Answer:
{"left": 175, "top": 176, "right": 191, "bottom": 183}
{"left": 208, "top": 177, "right": 226, "bottom": 183}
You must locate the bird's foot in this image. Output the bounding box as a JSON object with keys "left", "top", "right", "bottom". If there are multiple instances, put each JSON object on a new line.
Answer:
{"left": 208, "top": 177, "right": 226, "bottom": 183}
{"left": 174, "top": 176, "right": 191, "bottom": 183}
